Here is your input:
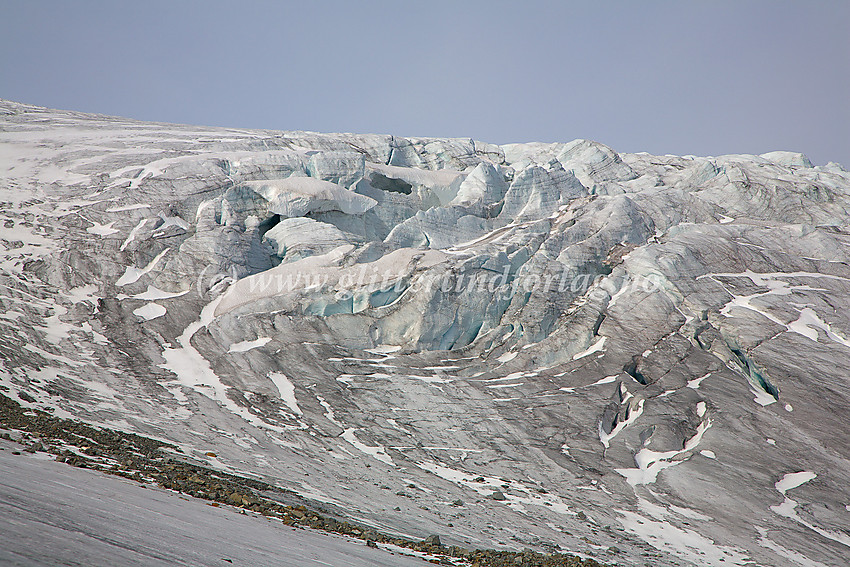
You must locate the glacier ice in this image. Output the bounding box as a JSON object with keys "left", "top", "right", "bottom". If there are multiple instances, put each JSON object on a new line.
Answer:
{"left": 2, "top": 99, "right": 850, "bottom": 567}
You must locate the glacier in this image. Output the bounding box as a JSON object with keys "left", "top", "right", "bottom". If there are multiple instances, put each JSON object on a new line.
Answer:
{"left": 2, "top": 99, "right": 850, "bottom": 566}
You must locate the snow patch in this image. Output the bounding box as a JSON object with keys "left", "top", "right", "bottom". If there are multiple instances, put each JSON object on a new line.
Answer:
{"left": 106, "top": 203, "right": 151, "bottom": 212}
{"left": 341, "top": 429, "right": 394, "bottom": 466}
{"left": 130, "top": 285, "right": 189, "bottom": 301}
{"left": 756, "top": 527, "right": 829, "bottom": 567}
{"left": 589, "top": 374, "right": 619, "bottom": 386}
{"left": 152, "top": 213, "right": 190, "bottom": 235}
{"left": 86, "top": 221, "right": 120, "bottom": 236}
{"left": 267, "top": 372, "right": 302, "bottom": 415}
{"left": 416, "top": 460, "right": 574, "bottom": 515}
{"left": 573, "top": 336, "right": 607, "bottom": 360}
{"left": 788, "top": 307, "right": 850, "bottom": 347}
{"left": 244, "top": 177, "right": 377, "bottom": 217}
{"left": 406, "top": 374, "right": 453, "bottom": 385}
{"left": 115, "top": 248, "right": 170, "bottom": 286}
{"left": 616, "top": 418, "right": 711, "bottom": 486}
{"left": 687, "top": 373, "right": 711, "bottom": 389}
{"left": 63, "top": 284, "right": 99, "bottom": 305}
{"left": 775, "top": 471, "right": 817, "bottom": 495}
{"left": 159, "top": 292, "right": 286, "bottom": 433}
{"left": 769, "top": 471, "right": 850, "bottom": 548}
{"left": 228, "top": 337, "right": 271, "bottom": 353}
{"left": 496, "top": 352, "right": 517, "bottom": 363}
{"left": 120, "top": 218, "right": 149, "bottom": 251}
{"left": 617, "top": 509, "right": 750, "bottom": 566}
{"left": 599, "top": 398, "right": 644, "bottom": 449}
{"left": 314, "top": 394, "right": 343, "bottom": 428}
{"left": 752, "top": 386, "right": 779, "bottom": 407}
{"left": 363, "top": 345, "right": 402, "bottom": 355}
{"left": 133, "top": 302, "right": 166, "bottom": 320}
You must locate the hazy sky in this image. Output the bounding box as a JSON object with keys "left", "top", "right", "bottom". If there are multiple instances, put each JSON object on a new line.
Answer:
{"left": 3, "top": 1, "right": 848, "bottom": 165}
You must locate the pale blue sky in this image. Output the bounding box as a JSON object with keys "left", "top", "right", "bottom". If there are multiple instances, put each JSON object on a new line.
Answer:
{"left": 2, "top": 1, "right": 848, "bottom": 165}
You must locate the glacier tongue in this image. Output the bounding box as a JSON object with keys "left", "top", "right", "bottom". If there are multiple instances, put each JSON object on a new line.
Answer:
{"left": 2, "top": 99, "right": 850, "bottom": 567}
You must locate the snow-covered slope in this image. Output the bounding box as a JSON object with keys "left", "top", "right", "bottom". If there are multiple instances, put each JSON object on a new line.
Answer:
{"left": 2, "top": 99, "right": 850, "bottom": 566}
{"left": 0, "top": 439, "right": 432, "bottom": 567}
